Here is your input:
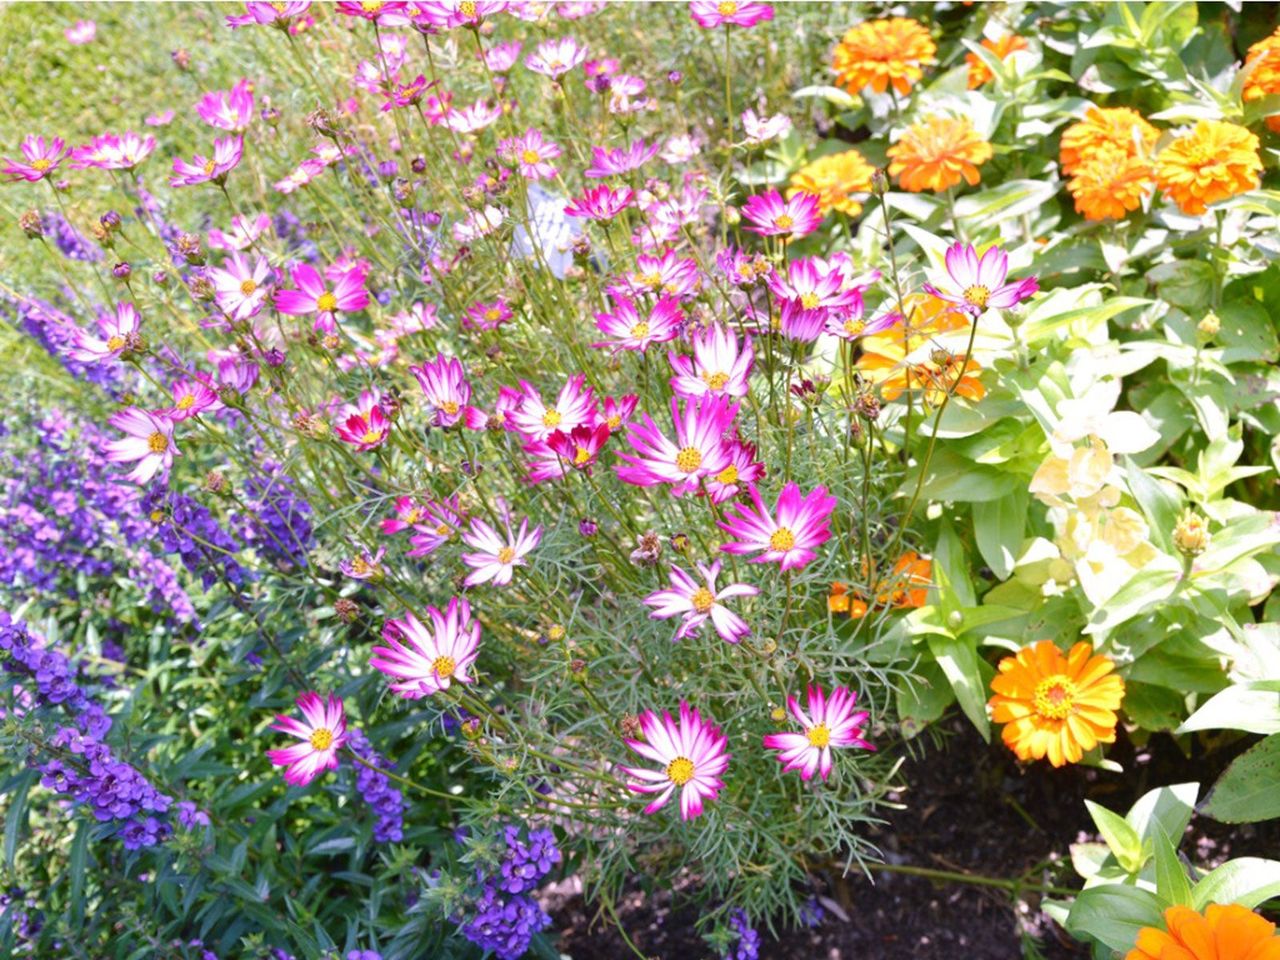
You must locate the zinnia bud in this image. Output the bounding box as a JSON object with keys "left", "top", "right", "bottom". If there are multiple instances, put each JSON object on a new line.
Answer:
{"left": 1173, "top": 509, "right": 1210, "bottom": 557}
{"left": 1197, "top": 311, "right": 1221, "bottom": 341}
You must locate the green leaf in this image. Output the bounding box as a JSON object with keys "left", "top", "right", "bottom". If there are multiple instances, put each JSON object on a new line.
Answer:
{"left": 903, "top": 449, "right": 1019, "bottom": 503}
{"left": 1152, "top": 823, "right": 1193, "bottom": 908}
{"left": 926, "top": 634, "right": 991, "bottom": 741}
{"left": 896, "top": 659, "right": 955, "bottom": 735}
{"left": 973, "top": 490, "right": 1027, "bottom": 581}
{"left": 69, "top": 820, "right": 89, "bottom": 930}
{"left": 1122, "top": 682, "right": 1186, "bottom": 733}
{"left": 1123, "top": 457, "right": 1182, "bottom": 554}
{"left": 1065, "top": 884, "right": 1166, "bottom": 952}
{"left": 1084, "top": 568, "right": 1181, "bottom": 637}
{"left": 4, "top": 769, "right": 36, "bottom": 869}
{"left": 1177, "top": 682, "right": 1280, "bottom": 735}
{"left": 1192, "top": 858, "right": 1280, "bottom": 910}
{"left": 1126, "top": 783, "right": 1199, "bottom": 847}
{"left": 1086, "top": 800, "right": 1144, "bottom": 873}
{"left": 1201, "top": 735, "right": 1280, "bottom": 823}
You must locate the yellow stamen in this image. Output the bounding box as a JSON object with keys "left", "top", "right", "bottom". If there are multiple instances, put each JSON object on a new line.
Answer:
{"left": 774, "top": 213, "right": 794, "bottom": 230}
{"left": 629, "top": 322, "right": 650, "bottom": 340}
{"left": 806, "top": 724, "right": 831, "bottom": 748}
{"left": 240, "top": 278, "right": 257, "bottom": 295}
{"left": 309, "top": 727, "right": 334, "bottom": 750}
{"left": 716, "top": 464, "right": 739, "bottom": 485}
{"left": 439, "top": 400, "right": 460, "bottom": 416}
{"left": 497, "top": 546, "right": 516, "bottom": 564}
{"left": 573, "top": 446, "right": 592, "bottom": 465}
{"left": 432, "top": 655, "right": 456, "bottom": 679}
{"left": 702, "top": 371, "right": 730, "bottom": 391}
{"left": 147, "top": 432, "right": 168, "bottom": 454}
{"left": 542, "top": 409, "right": 562, "bottom": 428}
{"left": 963, "top": 284, "right": 991, "bottom": 309}
{"left": 1033, "top": 675, "right": 1077, "bottom": 720}
{"left": 520, "top": 149, "right": 541, "bottom": 165}
{"left": 690, "top": 587, "right": 715, "bottom": 614}
{"left": 675, "top": 446, "right": 703, "bottom": 473}
{"left": 800, "top": 292, "right": 820, "bottom": 310}
{"left": 316, "top": 291, "right": 339, "bottom": 312}
{"left": 176, "top": 394, "right": 196, "bottom": 410}
{"left": 718, "top": 0, "right": 738, "bottom": 13}
{"left": 106, "top": 335, "right": 127, "bottom": 352}
{"left": 666, "top": 756, "right": 695, "bottom": 785}
{"left": 32, "top": 158, "right": 52, "bottom": 171}
{"left": 769, "top": 527, "right": 796, "bottom": 551}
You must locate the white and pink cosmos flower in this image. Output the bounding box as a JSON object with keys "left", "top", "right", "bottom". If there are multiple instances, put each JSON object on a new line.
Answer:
{"left": 447, "top": 99, "right": 503, "bottom": 134}
{"left": 614, "top": 250, "right": 702, "bottom": 300}
{"left": 763, "top": 685, "right": 874, "bottom": 781}
{"left": 3, "top": 135, "right": 67, "bottom": 182}
{"left": 620, "top": 702, "right": 730, "bottom": 820}
{"left": 718, "top": 482, "right": 836, "bottom": 571}
{"left": 703, "top": 436, "right": 765, "bottom": 504}
{"left": 598, "top": 393, "right": 639, "bottom": 434}
{"left": 275, "top": 261, "right": 370, "bottom": 333}
{"left": 334, "top": 390, "right": 391, "bottom": 451}
{"left": 584, "top": 139, "right": 660, "bottom": 178}
{"left": 460, "top": 512, "right": 543, "bottom": 587}
{"left": 196, "top": 78, "right": 255, "bottom": 133}
{"left": 499, "top": 128, "right": 561, "bottom": 180}
{"left": 525, "top": 36, "right": 587, "bottom": 78}
{"left": 412, "top": 0, "right": 507, "bottom": 30}
{"left": 616, "top": 395, "right": 738, "bottom": 497}
{"left": 484, "top": 40, "right": 523, "bottom": 73}
{"left": 740, "top": 189, "right": 822, "bottom": 239}
{"left": 65, "top": 19, "right": 96, "bottom": 44}
{"left": 266, "top": 692, "right": 348, "bottom": 787}
{"left": 563, "top": 184, "right": 634, "bottom": 221}
{"left": 70, "top": 131, "right": 157, "bottom": 171}
{"left": 227, "top": 2, "right": 312, "bottom": 29}
{"left": 104, "top": 408, "right": 179, "bottom": 485}
{"left": 507, "top": 375, "right": 597, "bottom": 442}
{"left": 643, "top": 559, "right": 758, "bottom": 644}
{"left": 209, "top": 252, "right": 272, "bottom": 321}
{"left": 740, "top": 108, "right": 791, "bottom": 146}
{"left": 339, "top": 546, "right": 386, "bottom": 581}
{"left": 164, "top": 378, "right": 220, "bottom": 421}
{"left": 372, "top": 598, "right": 481, "bottom": 698}
{"left": 689, "top": 0, "right": 774, "bottom": 29}
{"left": 208, "top": 212, "right": 272, "bottom": 251}
{"left": 668, "top": 324, "right": 754, "bottom": 400}
{"left": 170, "top": 135, "right": 243, "bottom": 187}
{"left": 593, "top": 296, "right": 683, "bottom": 354}
{"left": 923, "top": 241, "right": 1039, "bottom": 316}
{"left": 70, "top": 302, "right": 141, "bottom": 363}
{"left": 411, "top": 353, "right": 471, "bottom": 427}
{"left": 406, "top": 496, "right": 468, "bottom": 558}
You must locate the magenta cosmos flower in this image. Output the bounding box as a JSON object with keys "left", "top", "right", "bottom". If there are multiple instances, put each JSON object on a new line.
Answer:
{"left": 406, "top": 496, "right": 467, "bottom": 558}
{"left": 70, "top": 132, "right": 156, "bottom": 171}
{"left": 69, "top": 302, "right": 141, "bottom": 363}
{"left": 719, "top": 482, "right": 836, "bottom": 571}
{"left": 498, "top": 128, "right": 561, "bottom": 180}
{"left": 763, "top": 685, "right": 874, "bottom": 781}
{"left": 164, "top": 378, "right": 220, "bottom": 421}
{"left": 411, "top": 353, "right": 471, "bottom": 427}
{"left": 613, "top": 250, "right": 702, "bottom": 301}
{"left": 340, "top": 546, "right": 386, "bottom": 581}
{"left": 593, "top": 296, "right": 683, "bottom": 354}
{"left": 525, "top": 36, "right": 587, "bottom": 78}
{"left": 275, "top": 262, "right": 370, "bottom": 333}
{"left": 227, "top": 2, "right": 311, "bottom": 29}
{"left": 3, "top": 135, "right": 67, "bottom": 182}
{"left": 463, "top": 298, "right": 512, "bottom": 331}
{"left": 689, "top": 0, "right": 773, "bottom": 28}
{"left": 196, "top": 78, "right": 255, "bottom": 133}
{"left": 564, "top": 184, "right": 635, "bottom": 220}
{"left": 266, "top": 692, "right": 348, "bottom": 786}
{"left": 643, "top": 559, "right": 759, "bottom": 643}
{"left": 372, "top": 598, "right": 480, "bottom": 698}
{"left": 208, "top": 212, "right": 271, "bottom": 251}
{"left": 668, "top": 325, "right": 754, "bottom": 400}
{"left": 741, "top": 189, "right": 822, "bottom": 239}
{"left": 170, "top": 135, "right": 243, "bottom": 188}
{"left": 382, "top": 75, "right": 436, "bottom": 111}
{"left": 620, "top": 702, "right": 730, "bottom": 820}
{"left": 616, "top": 395, "right": 738, "bottom": 496}
{"left": 584, "top": 139, "right": 660, "bottom": 178}
{"left": 412, "top": 0, "right": 507, "bottom": 29}
{"left": 334, "top": 390, "right": 391, "bottom": 451}
{"left": 507, "top": 374, "right": 597, "bottom": 442}
{"left": 209, "top": 252, "right": 272, "bottom": 321}
{"left": 104, "top": 408, "right": 179, "bottom": 484}
{"left": 460, "top": 513, "right": 543, "bottom": 587}
{"left": 923, "top": 241, "right": 1039, "bottom": 316}
{"left": 65, "top": 19, "right": 96, "bottom": 44}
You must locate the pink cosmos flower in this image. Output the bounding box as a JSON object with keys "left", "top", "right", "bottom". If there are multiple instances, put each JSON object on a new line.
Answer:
{"left": 196, "top": 79, "right": 255, "bottom": 132}
{"left": 660, "top": 134, "right": 700, "bottom": 165}
{"left": 169, "top": 136, "right": 243, "bottom": 188}
{"left": 372, "top": 598, "right": 481, "bottom": 698}
{"left": 607, "top": 75, "right": 655, "bottom": 115}
{"left": 460, "top": 512, "right": 543, "bottom": 587}
{"left": 463, "top": 299, "right": 513, "bottom": 331}
{"left": 164, "top": 378, "right": 220, "bottom": 421}
{"left": 145, "top": 110, "right": 175, "bottom": 127}
{"left": 334, "top": 390, "right": 391, "bottom": 451}
{"left": 382, "top": 74, "right": 436, "bottom": 111}
{"left": 335, "top": 0, "right": 408, "bottom": 20}
{"left": 209, "top": 252, "right": 272, "bottom": 321}
{"left": 406, "top": 497, "right": 467, "bottom": 557}
{"left": 274, "top": 159, "right": 326, "bottom": 194}
{"left": 825, "top": 304, "right": 900, "bottom": 341}
{"left": 614, "top": 250, "right": 702, "bottom": 300}
{"left": 741, "top": 108, "right": 791, "bottom": 146}
{"left": 703, "top": 436, "right": 764, "bottom": 504}
{"left": 718, "top": 482, "right": 836, "bottom": 571}
{"left": 741, "top": 189, "right": 822, "bottom": 239}
{"left": 104, "top": 408, "right": 179, "bottom": 484}
{"left": 65, "top": 20, "right": 96, "bottom": 44}
{"left": 464, "top": 386, "right": 523, "bottom": 432}
{"left": 668, "top": 325, "right": 754, "bottom": 400}
{"left": 593, "top": 296, "right": 683, "bottom": 354}
{"left": 70, "top": 132, "right": 156, "bottom": 171}
{"left": 597, "top": 393, "right": 639, "bottom": 434}
{"left": 584, "top": 139, "right": 660, "bottom": 178}
{"left": 411, "top": 353, "right": 471, "bottom": 427}
{"left": 227, "top": 2, "right": 312, "bottom": 29}
{"left": 69, "top": 302, "right": 141, "bottom": 363}
{"left": 266, "top": 692, "right": 348, "bottom": 787}
{"left": 381, "top": 496, "right": 429, "bottom": 535}
{"left": 507, "top": 375, "right": 597, "bottom": 443}
{"left": 274, "top": 262, "right": 370, "bottom": 333}
{"left": 689, "top": 0, "right": 773, "bottom": 29}
{"left": 564, "top": 184, "right": 634, "bottom": 220}
{"left": 484, "top": 40, "right": 523, "bottom": 72}
{"left": 498, "top": 128, "right": 561, "bottom": 180}
{"left": 643, "top": 560, "right": 758, "bottom": 643}
{"left": 616, "top": 395, "right": 738, "bottom": 496}
{"left": 620, "top": 702, "right": 730, "bottom": 820}
{"left": 446, "top": 99, "right": 503, "bottom": 134}
{"left": 763, "top": 685, "right": 874, "bottom": 781}
{"left": 769, "top": 257, "right": 862, "bottom": 315}
{"left": 208, "top": 212, "right": 271, "bottom": 251}
{"left": 717, "top": 246, "right": 774, "bottom": 287}
{"left": 525, "top": 36, "right": 587, "bottom": 78}
{"left": 923, "top": 241, "right": 1039, "bottom": 315}
{"left": 3, "top": 135, "right": 67, "bottom": 182}
{"left": 582, "top": 57, "right": 619, "bottom": 92}
{"left": 413, "top": 0, "right": 507, "bottom": 29}
{"left": 547, "top": 423, "right": 611, "bottom": 473}
{"left": 339, "top": 546, "right": 386, "bottom": 580}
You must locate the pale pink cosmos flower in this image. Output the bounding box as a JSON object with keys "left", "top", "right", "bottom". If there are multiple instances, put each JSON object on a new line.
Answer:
{"left": 525, "top": 36, "right": 587, "bottom": 78}
{"left": 461, "top": 512, "right": 543, "bottom": 587}
{"left": 741, "top": 108, "right": 791, "bottom": 146}
{"left": 597, "top": 393, "right": 639, "bottom": 434}
{"left": 69, "top": 302, "right": 141, "bottom": 362}
{"left": 689, "top": 0, "right": 773, "bottom": 29}
{"left": 668, "top": 325, "right": 754, "bottom": 400}
{"left": 164, "top": 378, "right": 220, "bottom": 421}
{"left": 274, "top": 261, "right": 370, "bottom": 333}
{"left": 381, "top": 497, "right": 428, "bottom": 536}
{"left": 498, "top": 128, "right": 561, "bottom": 180}
{"left": 335, "top": 0, "right": 409, "bottom": 20}
{"left": 584, "top": 139, "right": 660, "bottom": 178}
{"left": 446, "top": 99, "right": 502, "bottom": 134}
{"left": 65, "top": 20, "right": 96, "bottom": 44}
{"left": 382, "top": 74, "right": 436, "bottom": 111}
{"left": 227, "top": 1, "right": 312, "bottom": 29}
{"left": 209, "top": 251, "right": 272, "bottom": 321}
{"left": 660, "top": 134, "right": 700, "bottom": 165}
{"left": 607, "top": 75, "right": 655, "bottom": 115}
{"left": 593, "top": 296, "right": 683, "bottom": 354}
{"left": 741, "top": 189, "right": 822, "bottom": 239}
{"left": 923, "top": 241, "right": 1039, "bottom": 316}
{"left": 406, "top": 496, "right": 467, "bottom": 557}
{"left": 718, "top": 482, "right": 836, "bottom": 571}
{"left": 411, "top": 353, "right": 471, "bottom": 427}
{"left": 334, "top": 390, "right": 391, "bottom": 451}
{"left": 613, "top": 250, "right": 702, "bottom": 300}
{"left": 104, "top": 408, "right": 179, "bottom": 484}
{"left": 208, "top": 212, "right": 271, "bottom": 251}
{"left": 643, "top": 559, "right": 758, "bottom": 644}
{"left": 464, "top": 385, "right": 523, "bottom": 433}
{"left": 3, "top": 135, "right": 67, "bottom": 182}
{"left": 620, "top": 702, "right": 730, "bottom": 820}
{"left": 703, "top": 436, "right": 764, "bottom": 504}
{"left": 507, "top": 375, "right": 597, "bottom": 443}
{"left": 145, "top": 110, "right": 175, "bottom": 127}
{"left": 763, "top": 685, "right": 874, "bottom": 781}
{"left": 453, "top": 204, "right": 506, "bottom": 243}
{"left": 196, "top": 79, "right": 255, "bottom": 133}
{"left": 412, "top": 0, "right": 507, "bottom": 29}
{"left": 463, "top": 299, "right": 512, "bottom": 331}
{"left": 266, "top": 692, "right": 348, "bottom": 786}
{"left": 169, "top": 136, "right": 243, "bottom": 188}
{"left": 372, "top": 599, "right": 481, "bottom": 698}
{"left": 563, "top": 184, "right": 634, "bottom": 220}
{"left": 70, "top": 132, "right": 156, "bottom": 171}
{"left": 615, "top": 395, "right": 738, "bottom": 496}
{"left": 339, "top": 546, "right": 386, "bottom": 580}
{"left": 273, "top": 158, "right": 326, "bottom": 195}
{"left": 484, "top": 40, "right": 523, "bottom": 72}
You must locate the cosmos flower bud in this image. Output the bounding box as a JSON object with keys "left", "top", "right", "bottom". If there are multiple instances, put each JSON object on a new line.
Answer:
{"left": 171, "top": 48, "right": 191, "bottom": 70}
{"left": 100, "top": 210, "right": 121, "bottom": 231}
{"left": 630, "top": 530, "right": 663, "bottom": 566}
{"left": 378, "top": 160, "right": 399, "bottom": 181}
{"left": 620, "top": 713, "right": 642, "bottom": 739}
{"left": 112, "top": 261, "right": 132, "bottom": 280}
{"left": 393, "top": 178, "right": 416, "bottom": 207}
{"left": 667, "top": 70, "right": 683, "bottom": 86}
{"left": 670, "top": 532, "right": 690, "bottom": 552}
{"left": 769, "top": 705, "right": 787, "bottom": 722}
{"left": 18, "top": 210, "right": 42, "bottom": 239}
{"left": 203, "top": 470, "right": 226, "bottom": 494}
{"left": 1197, "top": 311, "right": 1220, "bottom": 342}
{"left": 547, "top": 624, "right": 566, "bottom": 642}
{"left": 411, "top": 156, "right": 427, "bottom": 174}
{"left": 306, "top": 108, "right": 337, "bottom": 137}
{"left": 856, "top": 390, "right": 880, "bottom": 422}
{"left": 176, "top": 232, "right": 204, "bottom": 265}
{"left": 189, "top": 276, "right": 215, "bottom": 300}
{"left": 568, "top": 658, "right": 587, "bottom": 678}
{"left": 91, "top": 221, "right": 112, "bottom": 246}
{"left": 1173, "top": 509, "right": 1210, "bottom": 557}
{"left": 334, "top": 598, "right": 359, "bottom": 624}
{"left": 871, "top": 167, "right": 889, "bottom": 195}
{"left": 579, "top": 517, "right": 598, "bottom": 538}
{"left": 264, "top": 348, "right": 286, "bottom": 368}
{"left": 261, "top": 105, "right": 280, "bottom": 126}
{"left": 152, "top": 270, "right": 169, "bottom": 286}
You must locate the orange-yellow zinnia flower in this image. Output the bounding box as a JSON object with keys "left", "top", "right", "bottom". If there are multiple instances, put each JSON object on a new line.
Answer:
{"left": 887, "top": 115, "right": 993, "bottom": 193}
{"left": 829, "top": 553, "right": 932, "bottom": 619}
{"left": 988, "top": 640, "right": 1124, "bottom": 768}
{"left": 1126, "top": 903, "right": 1280, "bottom": 960}
{"left": 858, "top": 294, "right": 984, "bottom": 406}
{"left": 1243, "top": 27, "right": 1280, "bottom": 134}
{"left": 1154, "top": 120, "right": 1262, "bottom": 216}
{"left": 832, "top": 18, "right": 936, "bottom": 96}
{"left": 966, "top": 33, "right": 1028, "bottom": 88}
{"left": 1067, "top": 145, "right": 1154, "bottom": 221}
{"left": 788, "top": 149, "right": 876, "bottom": 218}
{"left": 1059, "top": 106, "right": 1158, "bottom": 175}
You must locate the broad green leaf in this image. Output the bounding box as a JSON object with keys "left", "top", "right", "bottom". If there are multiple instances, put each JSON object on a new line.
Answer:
{"left": 1123, "top": 457, "right": 1182, "bottom": 554}
{"left": 1192, "top": 858, "right": 1280, "bottom": 911}
{"left": 1084, "top": 568, "right": 1181, "bottom": 637}
{"left": 1126, "top": 783, "right": 1199, "bottom": 848}
{"left": 903, "top": 448, "right": 1020, "bottom": 503}
{"left": 1201, "top": 734, "right": 1280, "bottom": 823}
{"left": 1086, "top": 800, "right": 1144, "bottom": 873}
{"left": 1177, "top": 682, "right": 1280, "bottom": 735}
{"left": 896, "top": 660, "right": 954, "bottom": 736}
{"left": 1065, "top": 884, "right": 1166, "bottom": 952}
{"left": 926, "top": 634, "right": 991, "bottom": 741}
{"left": 1152, "top": 823, "right": 1193, "bottom": 908}
{"left": 973, "top": 489, "right": 1028, "bottom": 580}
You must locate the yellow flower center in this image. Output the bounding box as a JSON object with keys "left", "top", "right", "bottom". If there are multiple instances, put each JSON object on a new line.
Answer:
{"left": 362, "top": 1, "right": 384, "bottom": 12}
{"left": 439, "top": 400, "right": 460, "bottom": 415}
{"left": 630, "top": 322, "right": 650, "bottom": 340}
{"left": 806, "top": 724, "right": 831, "bottom": 748}
{"left": 459, "top": 0, "right": 477, "bottom": 16}
{"left": 702, "top": 371, "right": 730, "bottom": 391}
{"left": 202, "top": 159, "right": 217, "bottom": 175}
{"left": 432, "top": 655, "right": 456, "bottom": 679}
{"left": 606, "top": 414, "right": 621, "bottom": 430}
{"left": 1033, "top": 675, "right": 1078, "bottom": 720}
{"left": 666, "top": 756, "right": 695, "bottom": 785}
{"left": 573, "top": 445, "right": 592, "bottom": 465}
{"left": 484, "top": 307, "right": 502, "bottom": 321}
{"left": 520, "top": 148, "right": 541, "bottom": 165}
{"left": 32, "top": 158, "right": 51, "bottom": 171}
{"left": 150, "top": 509, "right": 166, "bottom": 523}
{"left": 176, "top": 394, "right": 196, "bottom": 410}
{"left": 350, "top": 557, "right": 371, "bottom": 576}
{"left": 316, "top": 291, "right": 339, "bottom": 312}
{"left": 718, "top": 0, "right": 738, "bottom": 13}
{"left": 309, "top": 727, "right": 334, "bottom": 750}
{"left": 769, "top": 527, "right": 796, "bottom": 551}
{"left": 675, "top": 446, "right": 703, "bottom": 473}
{"left": 435, "top": 523, "right": 450, "bottom": 535}
{"left": 844, "top": 318, "right": 866, "bottom": 336}
{"left": 716, "top": 464, "right": 739, "bottom": 485}
{"left": 800, "top": 292, "right": 821, "bottom": 310}
{"left": 106, "top": 335, "right": 127, "bottom": 352}
{"left": 497, "top": 546, "right": 516, "bottom": 564}
{"left": 359, "top": 428, "right": 382, "bottom": 444}
{"left": 240, "top": 278, "right": 258, "bottom": 295}
{"left": 963, "top": 284, "right": 991, "bottom": 309}
{"left": 542, "top": 409, "right": 562, "bottom": 428}
{"left": 147, "top": 432, "right": 168, "bottom": 454}
{"left": 690, "top": 587, "right": 715, "bottom": 614}
{"left": 640, "top": 271, "right": 663, "bottom": 288}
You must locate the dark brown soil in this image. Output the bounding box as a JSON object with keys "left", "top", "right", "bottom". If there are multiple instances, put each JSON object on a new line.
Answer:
{"left": 545, "top": 719, "right": 1280, "bottom": 960}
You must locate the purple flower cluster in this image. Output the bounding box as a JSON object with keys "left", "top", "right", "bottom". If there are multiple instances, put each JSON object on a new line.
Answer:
{"left": 143, "top": 485, "right": 248, "bottom": 590}
{"left": 457, "top": 824, "right": 560, "bottom": 960}
{"left": 41, "top": 211, "right": 102, "bottom": 261}
{"left": 273, "top": 210, "right": 320, "bottom": 263}
{"left": 346, "top": 729, "right": 405, "bottom": 843}
{"left": 497, "top": 825, "right": 561, "bottom": 895}
{"left": 239, "top": 462, "right": 313, "bottom": 569}
{"left": 722, "top": 909, "right": 761, "bottom": 960}
{"left": 0, "top": 611, "right": 110, "bottom": 739}
{"left": 4, "top": 296, "right": 129, "bottom": 392}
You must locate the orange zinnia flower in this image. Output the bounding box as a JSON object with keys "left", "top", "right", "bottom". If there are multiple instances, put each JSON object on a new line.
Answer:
{"left": 829, "top": 553, "right": 932, "bottom": 619}
{"left": 966, "top": 33, "right": 1028, "bottom": 88}
{"left": 832, "top": 18, "right": 936, "bottom": 96}
{"left": 887, "top": 115, "right": 993, "bottom": 193}
{"left": 1126, "top": 904, "right": 1280, "bottom": 960}
{"left": 788, "top": 149, "right": 876, "bottom": 218}
{"left": 988, "top": 640, "right": 1124, "bottom": 768}
{"left": 1243, "top": 27, "right": 1280, "bottom": 134}
{"left": 1154, "top": 120, "right": 1262, "bottom": 216}
{"left": 1058, "top": 106, "right": 1158, "bottom": 175}
{"left": 858, "top": 293, "right": 982, "bottom": 406}
{"left": 1067, "top": 145, "right": 1154, "bottom": 221}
